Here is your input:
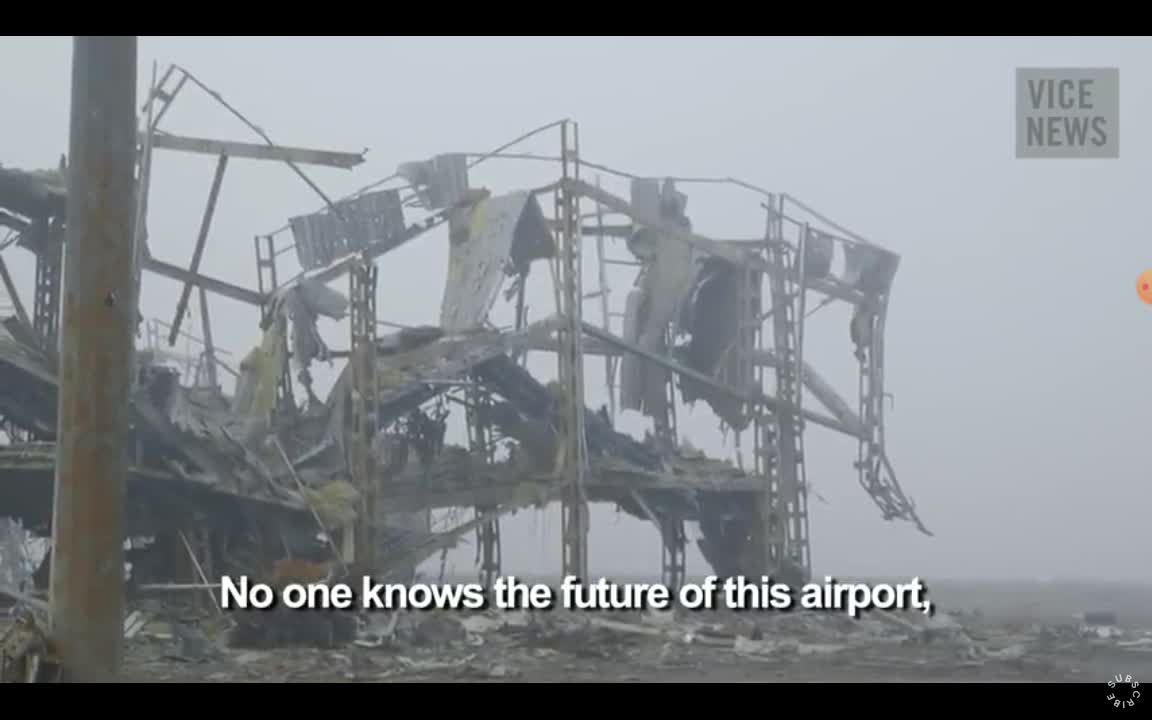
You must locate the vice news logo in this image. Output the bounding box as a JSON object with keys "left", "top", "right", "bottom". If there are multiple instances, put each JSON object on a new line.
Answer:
{"left": 1016, "top": 68, "right": 1119, "bottom": 159}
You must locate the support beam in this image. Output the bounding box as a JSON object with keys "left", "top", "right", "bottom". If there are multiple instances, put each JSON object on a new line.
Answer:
{"left": 0, "top": 253, "right": 31, "bottom": 331}
{"left": 521, "top": 335, "right": 863, "bottom": 434}
{"left": 197, "top": 287, "right": 217, "bottom": 388}
{"left": 164, "top": 66, "right": 351, "bottom": 224}
{"left": 148, "top": 132, "right": 365, "bottom": 169}
{"left": 144, "top": 256, "right": 265, "bottom": 306}
{"left": 556, "top": 124, "right": 589, "bottom": 582}
{"left": 146, "top": 67, "right": 185, "bottom": 132}
{"left": 467, "top": 386, "right": 502, "bottom": 588}
{"left": 580, "top": 322, "right": 863, "bottom": 439}
{"left": 756, "top": 349, "right": 861, "bottom": 433}
{"left": 0, "top": 211, "right": 30, "bottom": 234}
{"left": 760, "top": 214, "right": 810, "bottom": 580}
{"left": 51, "top": 35, "right": 137, "bottom": 684}
{"left": 169, "top": 154, "right": 228, "bottom": 346}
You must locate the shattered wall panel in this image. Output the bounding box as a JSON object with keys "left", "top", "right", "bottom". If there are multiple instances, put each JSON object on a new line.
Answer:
{"left": 439, "top": 191, "right": 552, "bottom": 333}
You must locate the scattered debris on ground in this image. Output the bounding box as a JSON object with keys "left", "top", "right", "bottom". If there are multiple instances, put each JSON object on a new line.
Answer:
{"left": 7, "top": 590, "right": 1147, "bottom": 682}
{"left": 6, "top": 575, "right": 1152, "bottom": 683}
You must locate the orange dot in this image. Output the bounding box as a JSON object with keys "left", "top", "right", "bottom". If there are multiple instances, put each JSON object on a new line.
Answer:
{"left": 1139, "top": 271, "right": 1152, "bottom": 305}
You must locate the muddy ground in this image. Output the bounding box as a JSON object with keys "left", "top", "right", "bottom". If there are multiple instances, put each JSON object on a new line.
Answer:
{"left": 104, "top": 578, "right": 1152, "bottom": 684}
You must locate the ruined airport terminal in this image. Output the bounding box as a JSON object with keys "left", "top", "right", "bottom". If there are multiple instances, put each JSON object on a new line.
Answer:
{"left": 0, "top": 60, "right": 947, "bottom": 679}
{"left": 0, "top": 62, "right": 928, "bottom": 602}
{"left": 4, "top": 36, "right": 1149, "bottom": 691}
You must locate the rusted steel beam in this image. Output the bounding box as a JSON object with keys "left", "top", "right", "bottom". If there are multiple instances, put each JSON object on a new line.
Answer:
{"left": 148, "top": 132, "right": 365, "bottom": 169}
{"left": 51, "top": 35, "right": 137, "bottom": 683}
{"left": 0, "top": 210, "right": 31, "bottom": 233}
{"left": 144, "top": 256, "right": 265, "bottom": 306}
{"left": 169, "top": 154, "right": 228, "bottom": 346}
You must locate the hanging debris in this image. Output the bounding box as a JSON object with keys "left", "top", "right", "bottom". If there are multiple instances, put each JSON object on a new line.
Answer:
{"left": 396, "top": 154, "right": 470, "bottom": 210}
{"left": 440, "top": 190, "right": 554, "bottom": 332}
{"left": 289, "top": 189, "right": 406, "bottom": 271}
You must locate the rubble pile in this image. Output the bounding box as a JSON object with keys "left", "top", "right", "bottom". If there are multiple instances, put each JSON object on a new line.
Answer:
{"left": 6, "top": 562, "right": 1151, "bottom": 683}
{"left": 6, "top": 593, "right": 1143, "bottom": 682}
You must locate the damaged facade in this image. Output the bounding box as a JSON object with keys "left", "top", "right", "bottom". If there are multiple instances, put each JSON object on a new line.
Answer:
{"left": 0, "top": 64, "right": 929, "bottom": 632}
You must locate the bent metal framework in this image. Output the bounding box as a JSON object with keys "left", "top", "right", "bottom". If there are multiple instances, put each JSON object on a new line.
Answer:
{"left": 0, "top": 63, "right": 929, "bottom": 599}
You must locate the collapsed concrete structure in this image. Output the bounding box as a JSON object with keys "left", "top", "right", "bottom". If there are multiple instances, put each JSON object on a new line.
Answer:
{"left": 0, "top": 64, "right": 928, "bottom": 602}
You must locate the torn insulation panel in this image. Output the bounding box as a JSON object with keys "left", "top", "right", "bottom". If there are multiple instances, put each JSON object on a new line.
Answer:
{"left": 439, "top": 191, "right": 553, "bottom": 333}
{"left": 271, "top": 278, "right": 349, "bottom": 373}
{"left": 675, "top": 259, "right": 760, "bottom": 430}
{"left": 619, "top": 179, "right": 699, "bottom": 421}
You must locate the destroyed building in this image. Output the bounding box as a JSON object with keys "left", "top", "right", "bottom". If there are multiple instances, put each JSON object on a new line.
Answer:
{"left": 0, "top": 64, "right": 929, "bottom": 602}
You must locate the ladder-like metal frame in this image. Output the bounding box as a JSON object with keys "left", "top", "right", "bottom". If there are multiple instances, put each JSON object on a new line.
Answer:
{"left": 468, "top": 387, "right": 502, "bottom": 588}
{"left": 32, "top": 217, "right": 63, "bottom": 354}
{"left": 757, "top": 198, "right": 811, "bottom": 580}
{"left": 555, "top": 122, "right": 590, "bottom": 581}
{"left": 592, "top": 185, "right": 618, "bottom": 422}
{"left": 587, "top": 181, "right": 694, "bottom": 586}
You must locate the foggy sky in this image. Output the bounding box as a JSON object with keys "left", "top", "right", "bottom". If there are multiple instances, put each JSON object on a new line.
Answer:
{"left": 2, "top": 36, "right": 1149, "bottom": 584}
